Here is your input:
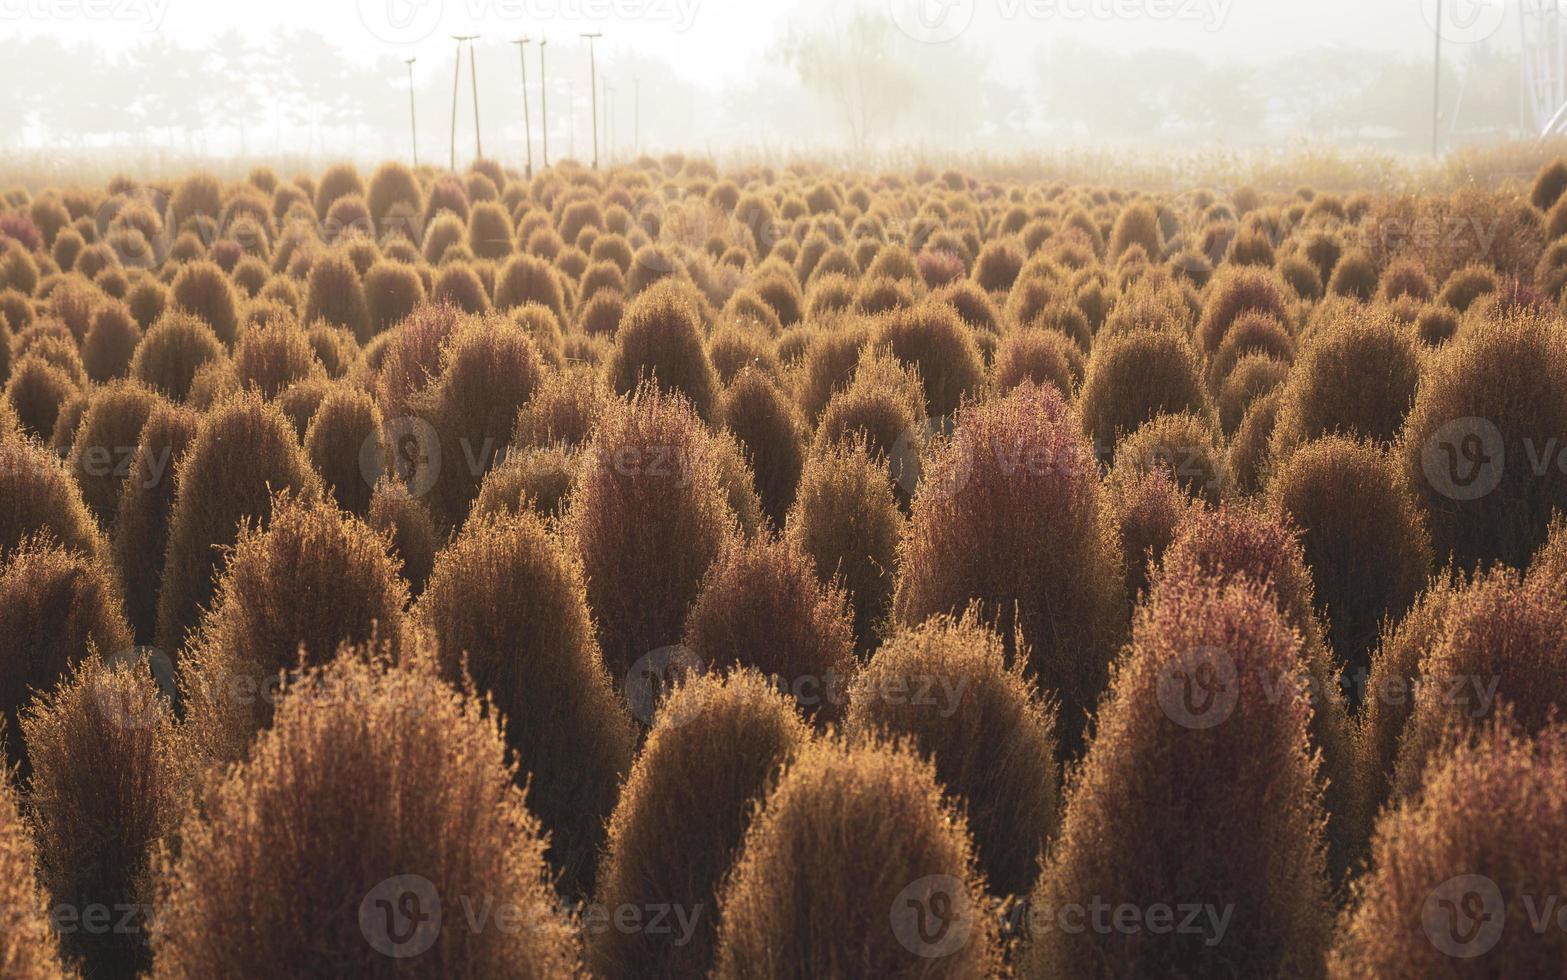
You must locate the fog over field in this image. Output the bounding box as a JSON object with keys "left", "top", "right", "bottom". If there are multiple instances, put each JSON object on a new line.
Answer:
{"left": 0, "top": 0, "right": 1531, "bottom": 164}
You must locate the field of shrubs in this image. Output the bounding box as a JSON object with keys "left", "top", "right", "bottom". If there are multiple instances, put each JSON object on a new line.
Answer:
{"left": 1, "top": 152, "right": 1566, "bottom": 978}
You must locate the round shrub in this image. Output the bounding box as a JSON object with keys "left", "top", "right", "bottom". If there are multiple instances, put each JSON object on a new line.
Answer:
{"left": 366, "top": 476, "right": 436, "bottom": 596}
{"left": 1023, "top": 578, "right": 1331, "bottom": 978}
{"left": 0, "top": 432, "right": 105, "bottom": 561}
{"left": 155, "top": 391, "right": 322, "bottom": 653}
{"left": 1533, "top": 159, "right": 1567, "bottom": 211}
{"left": 1377, "top": 257, "right": 1434, "bottom": 303}
{"left": 0, "top": 763, "right": 71, "bottom": 978}
{"left": 683, "top": 534, "right": 856, "bottom": 723}
{"left": 1355, "top": 577, "right": 1458, "bottom": 815}
{"left": 1332, "top": 722, "right": 1567, "bottom": 977}
{"left": 493, "top": 253, "right": 567, "bottom": 327}
{"left": 362, "top": 258, "right": 426, "bottom": 337}
{"left": 1400, "top": 310, "right": 1567, "bottom": 571}
{"left": 365, "top": 161, "right": 422, "bottom": 233}
{"left": 591, "top": 670, "right": 810, "bottom": 978}
{"left": 708, "top": 321, "right": 780, "bottom": 385}
{"left": 567, "top": 387, "right": 737, "bottom": 680}
{"left": 844, "top": 614, "right": 1057, "bottom": 898}
{"left": 1267, "top": 436, "right": 1432, "bottom": 683}
{"left": 3, "top": 356, "right": 77, "bottom": 440}
{"left": 512, "top": 369, "right": 609, "bottom": 451}
{"left": 184, "top": 492, "right": 407, "bottom": 762}
{"left": 412, "top": 313, "right": 546, "bottom": 529}
{"left": 111, "top": 402, "right": 198, "bottom": 643}
{"left": 149, "top": 650, "right": 580, "bottom": 978}
{"left": 1109, "top": 465, "right": 1192, "bottom": 605}
{"left": 1207, "top": 310, "right": 1294, "bottom": 391}
{"left": 21, "top": 657, "right": 177, "bottom": 978}
{"left": 712, "top": 738, "right": 1001, "bottom": 978}
{"left": 1197, "top": 266, "right": 1292, "bottom": 355}
{"left": 304, "top": 384, "right": 384, "bottom": 516}
{"left": 786, "top": 443, "right": 903, "bottom": 651}
{"left": 82, "top": 300, "right": 141, "bottom": 382}
{"left": 994, "top": 327, "right": 1080, "bottom": 397}
{"left": 1155, "top": 503, "right": 1363, "bottom": 875}
{"left": 1217, "top": 352, "right": 1288, "bottom": 435}
{"left": 469, "top": 444, "right": 575, "bottom": 520}
{"left": 1328, "top": 249, "right": 1379, "bottom": 301}
{"left": 169, "top": 260, "right": 240, "bottom": 345}
{"left": 871, "top": 299, "right": 983, "bottom": 419}
{"left": 605, "top": 279, "right": 720, "bottom": 423}
{"left": 375, "top": 302, "right": 461, "bottom": 420}
{"left": 130, "top": 310, "right": 226, "bottom": 402}
{"left": 1437, "top": 262, "right": 1497, "bottom": 312}
{"left": 1109, "top": 201, "right": 1161, "bottom": 259}
{"left": 68, "top": 380, "right": 165, "bottom": 525}
{"left": 1079, "top": 327, "right": 1209, "bottom": 459}
{"left": 303, "top": 250, "right": 372, "bottom": 343}
{"left": 893, "top": 384, "right": 1125, "bottom": 756}
{"left": 232, "top": 315, "right": 322, "bottom": 399}
{"left": 1389, "top": 567, "right": 1567, "bottom": 801}
{"left": 721, "top": 367, "right": 805, "bottom": 528}
{"left": 797, "top": 320, "right": 871, "bottom": 421}
{"left": 813, "top": 353, "right": 926, "bottom": 500}
{"left": 1270, "top": 307, "right": 1422, "bottom": 458}
{"left": 414, "top": 511, "right": 634, "bottom": 895}
{"left": 467, "top": 201, "right": 515, "bottom": 260}
{"left": 0, "top": 537, "right": 132, "bottom": 753}
{"left": 1112, "top": 410, "right": 1226, "bottom": 504}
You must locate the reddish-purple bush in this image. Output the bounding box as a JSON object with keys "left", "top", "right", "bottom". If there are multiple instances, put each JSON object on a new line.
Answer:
{"left": 1024, "top": 578, "right": 1331, "bottom": 977}
{"left": 893, "top": 384, "right": 1125, "bottom": 755}
{"left": 566, "top": 387, "right": 738, "bottom": 680}
{"left": 150, "top": 649, "right": 580, "bottom": 977}
{"left": 1332, "top": 722, "right": 1567, "bottom": 977}
{"left": 414, "top": 510, "right": 634, "bottom": 895}
{"left": 592, "top": 669, "right": 810, "bottom": 977}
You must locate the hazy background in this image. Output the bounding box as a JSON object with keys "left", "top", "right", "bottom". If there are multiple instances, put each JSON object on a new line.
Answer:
{"left": 0, "top": 0, "right": 1532, "bottom": 168}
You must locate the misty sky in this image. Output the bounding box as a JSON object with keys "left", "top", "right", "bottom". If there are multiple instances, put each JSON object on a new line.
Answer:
{"left": 0, "top": 0, "right": 1509, "bottom": 85}
{"left": 0, "top": 0, "right": 1526, "bottom": 161}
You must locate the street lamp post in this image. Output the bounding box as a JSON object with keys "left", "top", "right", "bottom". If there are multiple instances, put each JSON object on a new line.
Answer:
{"left": 456, "top": 35, "right": 482, "bottom": 162}
{"left": 539, "top": 38, "right": 549, "bottom": 169}
{"left": 404, "top": 57, "right": 418, "bottom": 168}
{"left": 512, "top": 38, "right": 534, "bottom": 179}
{"left": 449, "top": 37, "right": 463, "bottom": 170}
{"left": 581, "top": 32, "right": 603, "bottom": 170}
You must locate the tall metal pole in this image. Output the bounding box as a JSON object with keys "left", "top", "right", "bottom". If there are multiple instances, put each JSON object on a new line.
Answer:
{"left": 404, "top": 57, "right": 418, "bottom": 168}
{"left": 539, "top": 39, "right": 549, "bottom": 169}
{"left": 449, "top": 38, "right": 462, "bottom": 170}
{"left": 1433, "top": 0, "right": 1442, "bottom": 157}
{"left": 582, "top": 32, "right": 603, "bottom": 170}
{"left": 513, "top": 38, "right": 534, "bottom": 179}
{"left": 456, "top": 35, "right": 482, "bottom": 161}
